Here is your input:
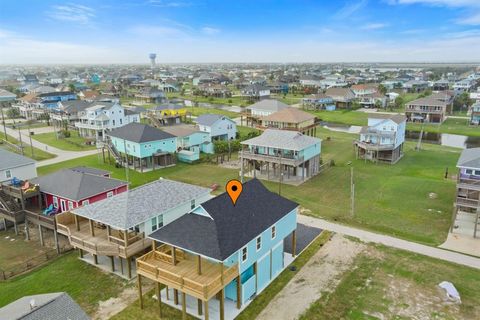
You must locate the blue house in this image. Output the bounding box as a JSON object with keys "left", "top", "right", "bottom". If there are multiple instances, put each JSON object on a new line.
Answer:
{"left": 162, "top": 124, "right": 214, "bottom": 163}
{"left": 136, "top": 178, "right": 298, "bottom": 320}
{"left": 354, "top": 114, "right": 406, "bottom": 164}
{"left": 240, "top": 129, "right": 321, "bottom": 184}
{"left": 38, "top": 91, "right": 77, "bottom": 109}
{"left": 196, "top": 114, "right": 237, "bottom": 141}
{"left": 107, "top": 123, "right": 177, "bottom": 171}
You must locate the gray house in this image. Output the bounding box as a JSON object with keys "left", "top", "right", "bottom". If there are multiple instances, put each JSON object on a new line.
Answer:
{"left": 0, "top": 149, "right": 37, "bottom": 183}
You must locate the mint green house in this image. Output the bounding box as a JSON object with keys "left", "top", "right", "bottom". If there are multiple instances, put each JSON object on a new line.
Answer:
{"left": 107, "top": 123, "right": 177, "bottom": 171}
{"left": 162, "top": 124, "right": 215, "bottom": 163}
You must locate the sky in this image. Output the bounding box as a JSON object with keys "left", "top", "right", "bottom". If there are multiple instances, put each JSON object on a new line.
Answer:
{"left": 1, "top": 0, "right": 480, "bottom": 64}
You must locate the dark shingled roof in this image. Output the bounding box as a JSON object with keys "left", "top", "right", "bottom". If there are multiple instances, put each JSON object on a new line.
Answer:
{"left": 31, "top": 169, "right": 127, "bottom": 201}
{"left": 69, "top": 166, "right": 110, "bottom": 177}
{"left": 107, "top": 123, "right": 176, "bottom": 143}
{"left": 149, "top": 179, "right": 298, "bottom": 261}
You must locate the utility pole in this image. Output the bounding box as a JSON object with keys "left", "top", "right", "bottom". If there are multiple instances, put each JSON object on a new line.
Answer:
{"left": 17, "top": 126, "right": 24, "bottom": 155}
{"left": 28, "top": 123, "right": 34, "bottom": 158}
{"left": 350, "top": 166, "right": 355, "bottom": 217}
{"left": 1, "top": 103, "right": 7, "bottom": 141}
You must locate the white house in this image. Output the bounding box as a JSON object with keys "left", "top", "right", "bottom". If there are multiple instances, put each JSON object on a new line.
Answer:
{"left": 74, "top": 101, "right": 140, "bottom": 141}
{"left": 246, "top": 99, "right": 289, "bottom": 117}
{"left": 354, "top": 114, "right": 407, "bottom": 164}
{"left": 196, "top": 114, "right": 237, "bottom": 141}
{"left": 0, "top": 149, "right": 37, "bottom": 183}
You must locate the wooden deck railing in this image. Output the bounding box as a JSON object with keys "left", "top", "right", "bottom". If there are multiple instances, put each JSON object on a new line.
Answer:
{"left": 137, "top": 251, "right": 239, "bottom": 300}
{"left": 25, "top": 210, "right": 55, "bottom": 228}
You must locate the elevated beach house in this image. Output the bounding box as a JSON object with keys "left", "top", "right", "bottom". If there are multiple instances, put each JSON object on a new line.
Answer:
{"left": 354, "top": 114, "right": 406, "bottom": 164}
{"left": 470, "top": 102, "right": 480, "bottom": 126}
{"left": 55, "top": 178, "right": 211, "bottom": 278}
{"left": 242, "top": 99, "right": 289, "bottom": 127}
{"left": 259, "top": 107, "right": 318, "bottom": 137}
{"left": 451, "top": 148, "right": 480, "bottom": 238}
{"left": 196, "top": 114, "right": 237, "bottom": 141}
{"left": 240, "top": 129, "right": 321, "bottom": 184}
{"left": 106, "top": 122, "right": 177, "bottom": 171}
{"left": 136, "top": 178, "right": 298, "bottom": 320}
{"left": 405, "top": 92, "right": 453, "bottom": 123}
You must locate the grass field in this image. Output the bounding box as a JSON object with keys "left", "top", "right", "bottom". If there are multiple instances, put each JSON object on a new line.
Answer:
{"left": 38, "top": 127, "right": 458, "bottom": 246}
{"left": 300, "top": 243, "right": 480, "bottom": 320}
{"left": 0, "top": 132, "right": 56, "bottom": 161}
{"left": 32, "top": 131, "right": 96, "bottom": 151}
{"left": 187, "top": 106, "right": 239, "bottom": 118}
{"left": 0, "top": 251, "right": 127, "bottom": 315}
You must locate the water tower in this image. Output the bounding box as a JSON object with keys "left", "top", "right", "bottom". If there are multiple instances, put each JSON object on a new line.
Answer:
{"left": 149, "top": 53, "right": 157, "bottom": 69}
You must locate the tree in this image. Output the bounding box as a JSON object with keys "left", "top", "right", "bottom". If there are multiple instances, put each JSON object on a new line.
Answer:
{"left": 394, "top": 96, "right": 404, "bottom": 110}
{"left": 6, "top": 108, "right": 20, "bottom": 119}
{"left": 68, "top": 83, "right": 76, "bottom": 93}
{"left": 453, "top": 92, "right": 473, "bottom": 112}
{"left": 378, "top": 84, "right": 387, "bottom": 95}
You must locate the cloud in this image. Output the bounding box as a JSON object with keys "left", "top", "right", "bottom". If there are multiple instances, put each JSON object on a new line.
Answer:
{"left": 47, "top": 3, "right": 95, "bottom": 25}
{"left": 456, "top": 13, "right": 480, "bottom": 25}
{"left": 201, "top": 27, "right": 220, "bottom": 35}
{"left": 360, "top": 23, "right": 388, "bottom": 30}
{"left": 129, "top": 25, "right": 188, "bottom": 37}
{"left": 146, "top": 0, "right": 192, "bottom": 7}
{"left": 334, "top": 0, "right": 368, "bottom": 19}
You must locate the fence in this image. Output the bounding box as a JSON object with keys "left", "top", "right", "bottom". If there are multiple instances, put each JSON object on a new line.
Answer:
{"left": 0, "top": 247, "right": 71, "bottom": 281}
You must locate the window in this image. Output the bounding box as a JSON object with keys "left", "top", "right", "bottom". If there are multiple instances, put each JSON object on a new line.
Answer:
{"left": 466, "top": 169, "right": 473, "bottom": 175}
{"left": 151, "top": 217, "right": 158, "bottom": 231}
{"left": 82, "top": 200, "right": 89, "bottom": 206}
{"left": 241, "top": 246, "right": 248, "bottom": 262}
{"left": 271, "top": 225, "right": 276, "bottom": 239}
{"left": 256, "top": 236, "right": 262, "bottom": 251}
{"left": 107, "top": 191, "right": 114, "bottom": 198}
{"left": 475, "top": 170, "right": 480, "bottom": 176}
{"left": 120, "top": 118, "right": 122, "bottom": 124}
{"left": 5, "top": 170, "right": 12, "bottom": 179}
{"left": 68, "top": 201, "right": 74, "bottom": 210}
{"left": 191, "top": 199, "right": 195, "bottom": 209}
{"left": 158, "top": 215, "right": 164, "bottom": 228}
{"left": 53, "top": 196, "right": 58, "bottom": 208}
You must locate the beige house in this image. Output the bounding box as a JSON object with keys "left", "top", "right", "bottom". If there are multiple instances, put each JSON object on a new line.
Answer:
{"left": 259, "top": 107, "right": 318, "bottom": 136}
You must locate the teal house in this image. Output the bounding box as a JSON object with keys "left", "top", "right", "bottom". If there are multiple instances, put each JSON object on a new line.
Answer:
{"left": 107, "top": 123, "right": 177, "bottom": 171}
{"left": 162, "top": 124, "right": 215, "bottom": 163}
{"left": 137, "top": 179, "right": 298, "bottom": 320}
{"left": 240, "top": 129, "right": 321, "bottom": 184}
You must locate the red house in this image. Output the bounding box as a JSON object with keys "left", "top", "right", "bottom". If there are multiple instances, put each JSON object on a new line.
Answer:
{"left": 32, "top": 168, "right": 128, "bottom": 213}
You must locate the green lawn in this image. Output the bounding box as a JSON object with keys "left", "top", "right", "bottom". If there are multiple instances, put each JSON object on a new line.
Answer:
{"left": 32, "top": 131, "right": 96, "bottom": 151}
{"left": 188, "top": 106, "right": 239, "bottom": 119}
{"left": 166, "top": 93, "right": 249, "bottom": 107}
{"left": 300, "top": 243, "right": 480, "bottom": 320}
{"left": 0, "top": 132, "right": 56, "bottom": 161}
{"left": 0, "top": 251, "right": 127, "bottom": 315}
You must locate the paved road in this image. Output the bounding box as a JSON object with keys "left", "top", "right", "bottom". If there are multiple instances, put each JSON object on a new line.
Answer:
{"left": 298, "top": 215, "right": 480, "bottom": 270}
{"left": 3, "top": 126, "right": 99, "bottom": 167}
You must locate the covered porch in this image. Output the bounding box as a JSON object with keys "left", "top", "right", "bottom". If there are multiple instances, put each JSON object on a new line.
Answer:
{"left": 56, "top": 211, "right": 151, "bottom": 278}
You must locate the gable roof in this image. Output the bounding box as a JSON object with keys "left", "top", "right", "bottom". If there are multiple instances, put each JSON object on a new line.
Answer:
{"left": 31, "top": 169, "right": 127, "bottom": 201}
{"left": 407, "top": 96, "right": 448, "bottom": 107}
{"left": 69, "top": 166, "right": 110, "bottom": 176}
{"left": 246, "top": 99, "right": 289, "bottom": 112}
{"left": 262, "top": 107, "right": 315, "bottom": 124}
{"left": 161, "top": 124, "right": 202, "bottom": 137}
{"left": 196, "top": 114, "right": 233, "bottom": 126}
{"left": 0, "top": 292, "right": 89, "bottom": 320}
{"left": 241, "top": 129, "right": 321, "bottom": 151}
{"left": 71, "top": 178, "right": 211, "bottom": 230}
{"left": 457, "top": 148, "right": 480, "bottom": 169}
{"left": 149, "top": 179, "right": 298, "bottom": 261}
{"left": 0, "top": 149, "right": 35, "bottom": 171}
{"left": 368, "top": 113, "right": 407, "bottom": 124}
{"left": 325, "top": 87, "right": 355, "bottom": 99}
{"left": 107, "top": 123, "right": 176, "bottom": 143}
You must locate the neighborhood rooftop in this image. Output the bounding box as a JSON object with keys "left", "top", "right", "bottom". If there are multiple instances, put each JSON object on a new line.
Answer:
{"left": 0, "top": 149, "right": 35, "bottom": 171}
{"left": 149, "top": 178, "right": 298, "bottom": 261}
{"left": 241, "top": 129, "right": 320, "bottom": 151}
{"left": 246, "top": 99, "right": 289, "bottom": 111}
{"left": 262, "top": 107, "right": 316, "bottom": 123}
{"left": 368, "top": 113, "right": 407, "bottom": 124}
{"left": 107, "top": 122, "right": 176, "bottom": 143}
{"left": 457, "top": 148, "right": 480, "bottom": 169}
{"left": 31, "top": 169, "right": 127, "bottom": 201}
{"left": 70, "top": 178, "right": 211, "bottom": 230}
{"left": 161, "top": 124, "right": 202, "bottom": 137}
{"left": 196, "top": 113, "right": 225, "bottom": 126}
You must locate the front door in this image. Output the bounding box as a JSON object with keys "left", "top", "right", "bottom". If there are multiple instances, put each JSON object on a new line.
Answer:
{"left": 60, "top": 199, "right": 66, "bottom": 212}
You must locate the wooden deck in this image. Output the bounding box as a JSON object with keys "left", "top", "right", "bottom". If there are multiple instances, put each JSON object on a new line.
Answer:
{"left": 56, "top": 214, "right": 151, "bottom": 259}
{"left": 1, "top": 184, "right": 40, "bottom": 201}
{"left": 137, "top": 245, "right": 239, "bottom": 301}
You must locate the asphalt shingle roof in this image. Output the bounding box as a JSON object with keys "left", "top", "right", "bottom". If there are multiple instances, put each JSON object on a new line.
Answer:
{"left": 31, "top": 169, "right": 127, "bottom": 201}
{"left": 368, "top": 113, "right": 407, "bottom": 124}
{"left": 0, "top": 292, "right": 89, "bottom": 320}
{"left": 246, "top": 99, "right": 289, "bottom": 112}
{"left": 457, "top": 148, "right": 480, "bottom": 169}
{"left": 149, "top": 179, "right": 298, "bottom": 261}
{"left": 71, "top": 178, "right": 211, "bottom": 230}
{"left": 107, "top": 123, "right": 176, "bottom": 143}
{"left": 196, "top": 114, "right": 223, "bottom": 126}
{"left": 0, "top": 149, "right": 35, "bottom": 171}
{"left": 241, "top": 129, "right": 321, "bottom": 151}
{"left": 262, "top": 107, "right": 315, "bottom": 123}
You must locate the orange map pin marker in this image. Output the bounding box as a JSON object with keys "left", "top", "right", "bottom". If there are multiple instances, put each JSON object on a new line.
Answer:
{"left": 226, "top": 179, "right": 243, "bottom": 206}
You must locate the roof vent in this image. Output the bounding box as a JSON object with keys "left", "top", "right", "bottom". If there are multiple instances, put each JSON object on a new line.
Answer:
{"left": 29, "top": 299, "right": 36, "bottom": 310}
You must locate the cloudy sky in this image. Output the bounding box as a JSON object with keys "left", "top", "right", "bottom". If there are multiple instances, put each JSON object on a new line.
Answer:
{"left": 1, "top": 0, "right": 480, "bottom": 64}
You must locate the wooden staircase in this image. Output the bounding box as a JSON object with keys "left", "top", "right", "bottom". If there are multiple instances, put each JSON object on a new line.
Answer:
{"left": 105, "top": 142, "right": 123, "bottom": 165}
{"left": 148, "top": 114, "right": 163, "bottom": 128}
{"left": 0, "top": 189, "right": 21, "bottom": 213}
